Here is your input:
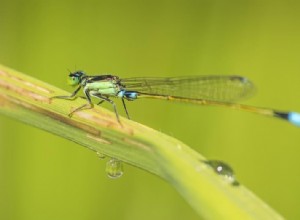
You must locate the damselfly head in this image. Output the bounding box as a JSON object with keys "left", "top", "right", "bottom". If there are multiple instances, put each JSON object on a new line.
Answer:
{"left": 68, "top": 71, "right": 85, "bottom": 86}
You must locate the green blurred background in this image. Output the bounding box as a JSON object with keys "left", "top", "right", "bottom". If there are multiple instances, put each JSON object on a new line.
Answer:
{"left": 1, "top": 0, "right": 300, "bottom": 219}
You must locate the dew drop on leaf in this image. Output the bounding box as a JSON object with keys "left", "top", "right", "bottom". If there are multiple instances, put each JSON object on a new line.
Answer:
{"left": 204, "top": 160, "right": 239, "bottom": 186}
{"left": 106, "top": 158, "right": 124, "bottom": 179}
{"left": 96, "top": 151, "right": 106, "bottom": 159}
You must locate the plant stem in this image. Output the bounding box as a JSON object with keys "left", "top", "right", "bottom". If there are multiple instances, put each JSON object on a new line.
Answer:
{"left": 0, "top": 64, "right": 284, "bottom": 220}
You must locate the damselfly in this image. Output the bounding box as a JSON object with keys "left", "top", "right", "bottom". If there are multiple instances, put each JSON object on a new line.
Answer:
{"left": 52, "top": 71, "right": 300, "bottom": 126}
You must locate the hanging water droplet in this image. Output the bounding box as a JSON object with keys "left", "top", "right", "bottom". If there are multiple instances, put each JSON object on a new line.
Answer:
{"left": 204, "top": 160, "right": 239, "bottom": 186}
{"left": 96, "top": 151, "right": 106, "bottom": 159}
{"left": 105, "top": 158, "right": 124, "bottom": 179}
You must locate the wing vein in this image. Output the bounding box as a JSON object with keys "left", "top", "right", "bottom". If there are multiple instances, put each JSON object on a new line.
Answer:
{"left": 120, "top": 75, "right": 255, "bottom": 102}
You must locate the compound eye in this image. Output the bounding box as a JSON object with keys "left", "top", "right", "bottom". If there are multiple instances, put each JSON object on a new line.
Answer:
{"left": 68, "top": 75, "right": 79, "bottom": 86}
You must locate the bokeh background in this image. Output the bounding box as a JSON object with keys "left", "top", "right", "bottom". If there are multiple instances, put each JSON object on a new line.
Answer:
{"left": 1, "top": 0, "right": 300, "bottom": 219}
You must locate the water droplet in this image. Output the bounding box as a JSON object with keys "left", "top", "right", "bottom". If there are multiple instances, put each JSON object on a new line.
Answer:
{"left": 105, "top": 158, "right": 124, "bottom": 179}
{"left": 204, "top": 160, "right": 239, "bottom": 186}
{"left": 96, "top": 151, "right": 106, "bottom": 159}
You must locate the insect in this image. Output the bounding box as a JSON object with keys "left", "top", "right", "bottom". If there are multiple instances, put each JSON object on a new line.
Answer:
{"left": 51, "top": 70, "right": 300, "bottom": 126}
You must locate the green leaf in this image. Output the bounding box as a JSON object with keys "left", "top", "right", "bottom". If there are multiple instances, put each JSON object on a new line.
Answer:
{"left": 0, "top": 64, "right": 284, "bottom": 220}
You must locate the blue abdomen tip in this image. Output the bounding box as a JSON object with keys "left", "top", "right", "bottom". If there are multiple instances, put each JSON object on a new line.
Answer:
{"left": 117, "top": 90, "right": 125, "bottom": 98}
{"left": 120, "top": 90, "right": 138, "bottom": 100}
{"left": 288, "top": 112, "right": 300, "bottom": 127}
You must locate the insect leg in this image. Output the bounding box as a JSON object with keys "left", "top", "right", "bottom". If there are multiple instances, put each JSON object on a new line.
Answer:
{"left": 93, "top": 94, "right": 121, "bottom": 123}
{"left": 68, "top": 88, "right": 94, "bottom": 117}
{"left": 97, "top": 100, "right": 105, "bottom": 105}
{"left": 121, "top": 98, "right": 130, "bottom": 119}
{"left": 52, "top": 86, "right": 82, "bottom": 100}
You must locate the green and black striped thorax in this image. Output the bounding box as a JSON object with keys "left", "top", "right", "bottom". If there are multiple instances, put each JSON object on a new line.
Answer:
{"left": 69, "top": 71, "right": 124, "bottom": 87}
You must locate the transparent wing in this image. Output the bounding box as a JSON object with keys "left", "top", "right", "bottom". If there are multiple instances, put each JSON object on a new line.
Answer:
{"left": 120, "top": 75, "right": 255, "bottom": 102}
